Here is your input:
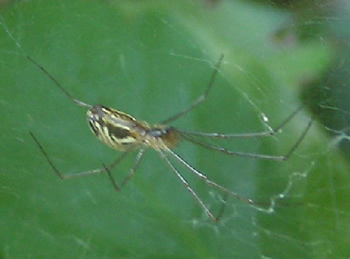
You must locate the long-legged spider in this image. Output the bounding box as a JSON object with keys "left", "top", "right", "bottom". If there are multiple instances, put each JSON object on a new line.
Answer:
{"left": 27, "top": 54, "right": 312, "bottom": 222}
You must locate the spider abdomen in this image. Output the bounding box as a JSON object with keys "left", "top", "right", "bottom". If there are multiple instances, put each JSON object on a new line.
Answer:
{"left": 86, "top": 105, "right": 181, "bottom": 152}
{"left": 87, "top": 105, "right": 149, "bottom": 152}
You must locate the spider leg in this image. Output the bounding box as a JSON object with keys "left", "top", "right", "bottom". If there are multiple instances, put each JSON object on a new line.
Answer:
{"left": 157, "top": 149, "right": 220, "bottom": 222}
{"left": 165, "top": 148, "right": 255, "bottom": 205}
{"left": 105, "top": 148, "right": 145, "bottom": 191}
{"left": 179, "top": 118, "right": 313, "bottom": 161}
{"left": 30, "top": 131, "right": 128, "bottom": 179}
{"left": 160, "top": 54, "right": 224, "bottom": 125}
{"left": 0, "top": 20, "right": 91, "bottom": 109}
{"left": 177, "top": 104, "right": 307, "bottom": 139}
{"left": 26, "top": 56, "right": 92, "bottom": 109}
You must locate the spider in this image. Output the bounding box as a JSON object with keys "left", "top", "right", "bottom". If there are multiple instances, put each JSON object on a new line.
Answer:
{"left": 28, "top": 54, "right": 312, "bottom": 222}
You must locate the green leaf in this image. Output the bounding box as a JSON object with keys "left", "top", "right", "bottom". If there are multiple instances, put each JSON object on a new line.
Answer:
{"left": 1, "top": 0, "right": 348, "bottom": 258}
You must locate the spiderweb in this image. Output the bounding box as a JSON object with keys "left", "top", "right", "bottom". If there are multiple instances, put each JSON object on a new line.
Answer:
{"left": 1, "top": 0, "right": 349, "bottom": 257}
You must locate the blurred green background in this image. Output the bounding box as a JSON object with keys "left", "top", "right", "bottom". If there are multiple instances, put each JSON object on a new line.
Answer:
{"left": 1, "top": 0, "right": 350, "bottom": 258}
